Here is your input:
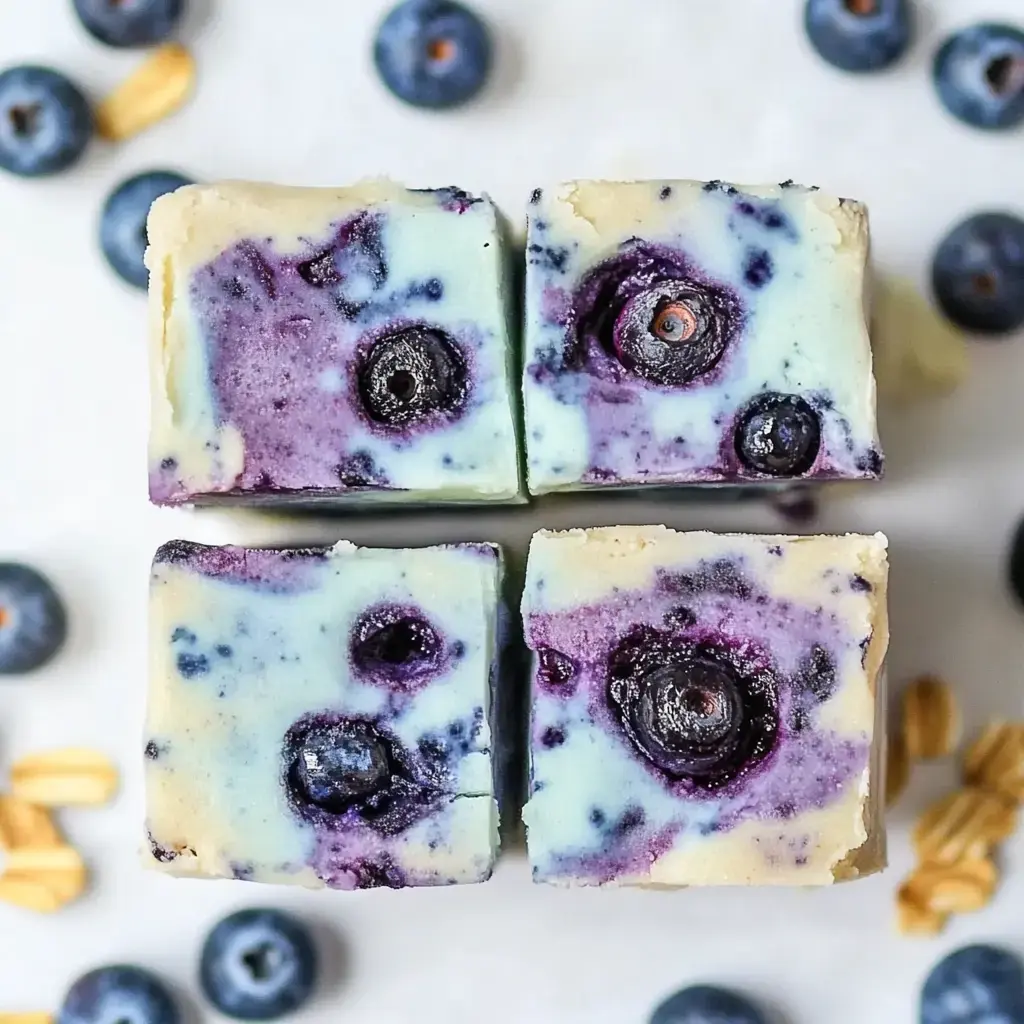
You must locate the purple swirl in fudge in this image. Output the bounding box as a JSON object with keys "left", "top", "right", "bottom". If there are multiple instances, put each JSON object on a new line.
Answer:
{"left": 527, "top": 557, "right": 873, "bottom": 881}
{"left": 152, "top": 195, "right": 487, "bottom": 503}
{"left": 153, "top": 540, "right": 327, "bottom": 593}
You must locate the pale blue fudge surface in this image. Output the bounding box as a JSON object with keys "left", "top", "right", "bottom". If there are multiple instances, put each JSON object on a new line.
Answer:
{"left": 522, "top": 180, "right": 882, "bottom": 494}
{"left": 147, "top": 180, "right": 521, "bottom": 507}
{"left": 522, "top": 527, "right": 889, "bottom": 887}
{"left": 144, "top": 540, "right": 504, "bottom": 889}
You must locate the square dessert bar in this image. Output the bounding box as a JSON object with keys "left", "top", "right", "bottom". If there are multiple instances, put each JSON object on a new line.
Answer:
{"left": 522, "top": 527, "right": 889, "bottom": 887}
{"left": 522, "top": 180, "right": 882, "bottom": 494}
{"left": 144, "top": 539, "right": 505, "bottom": 889}
{"left": 147, "top": 180, "right": 521, "bottom": 506}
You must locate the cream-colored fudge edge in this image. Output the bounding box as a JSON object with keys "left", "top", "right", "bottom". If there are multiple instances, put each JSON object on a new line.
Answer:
{"left": 526, "top": 526, "right": 889, "bottom": 886}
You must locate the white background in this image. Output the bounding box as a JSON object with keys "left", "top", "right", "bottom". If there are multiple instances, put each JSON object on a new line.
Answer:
{"left": 2, "top": 0, "right": 1024, "bottom": 1020}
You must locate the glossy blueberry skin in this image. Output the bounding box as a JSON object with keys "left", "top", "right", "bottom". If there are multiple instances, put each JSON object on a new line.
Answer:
{"left": 932, "top": 213, "right": 1024, "bottom": 335}
{"left": 650, "top": 984, "right": 769, "bottom": 1024}
{"left": 200, "top": 909, "right": 318, "bottom": 1021}
{"left": 934, "top": 24, "right": 1024, "bottom": 131}
{"left": 804, "top": 0, "right": 912, "bottom": 73}
{"left": 58, "top": 965, "right": 179, "bottom": 1024}
{"left": 0, "top": 562, "right": 67, "bottom": 675}
{"left": 920, "top": 944, "right": 1024, "bottom": 1024}
{"left": 374, "top": 0, "right": 492, "bottom": 109}
{"left": 0, "top": 65, "right": 92, "bottom": 177}
{"left": 72, "top": 0, "right": 186, "bottom": 48}
{"left": 100, "top": 171, "right": 192, "bottom": 289}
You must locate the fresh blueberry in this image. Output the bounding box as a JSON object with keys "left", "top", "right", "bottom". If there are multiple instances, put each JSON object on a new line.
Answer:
{"left": 650, "top": 984, "right": 768, "bottom": 1024}
{"left": 804, "top": 0, "right": 912, "bottom": 73}
{"left": 58, "top": 965, "right": 179, "bottom": 1024}
{"left": 100, "top": 171, "right": 192, "bottom": 289}
{"left": 0, "top": 65, "right": 91, "bottom": 177}
{"left": 72, "top": 0, "right": 186, "bottom": 48}
{"left": 734, "top": 392, "right": 822, "bottom": 477}
{"left": 932, "top": 213, "right": 1024, "bottom": 335}
{"left": 200, "top": 908, "right": 318, "bottom": 1021}
{"left": 920, "top": 943, "right": 1024, "bottom": 1024}
{"left": 374, "top": 0, "right": 492, "bottom": 110}
{"left": 1010, "top": 516, "right": 1024, "bottom": 608}
{"left": 0, "top": 562, "right": 67, "bottom": 675}
{"left": 934, "top": 23, "right": 1024, "bottom": 131}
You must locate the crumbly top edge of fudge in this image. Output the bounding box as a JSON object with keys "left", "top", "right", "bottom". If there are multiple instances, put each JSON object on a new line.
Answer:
{"left": 145, "top": 178, "right": 496, "bottom": 274}
{"left": 527, "top": 179, "right": 868, "bottom": 253}
{"left": 154, "top": 539, "right": 501, "bottom": 570}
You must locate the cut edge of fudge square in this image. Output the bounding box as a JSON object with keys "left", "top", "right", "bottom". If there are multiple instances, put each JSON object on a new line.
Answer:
{"left": 147, "top": 179, "right": 522, "bottom": 509}
{"left": 521, "top": 525, "right": 889, "bottom": 888}
{"left": 522, "top": 179, "right": 880, "bottom": 496}
{"left": 143, "top": 538, "right": 506, "bottom": 890}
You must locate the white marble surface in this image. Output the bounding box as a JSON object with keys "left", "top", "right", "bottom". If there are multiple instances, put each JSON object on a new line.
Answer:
{"left": 1, "top": 1, "right": 1023, "bottom": 1020}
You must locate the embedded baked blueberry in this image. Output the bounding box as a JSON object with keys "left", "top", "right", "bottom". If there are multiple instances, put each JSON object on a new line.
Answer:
{"left": 356, "top": 324, "right": 467, "bottom": 427}
{"left": 350, "top": 605, "right": 445, "bottom": 686}
{"left": 920, "top": 944, "right": 1024, "bottom": 1024}
{"left": 804, "top": 0, "right": 912, "bottom": 74}
{"left": 570, "top": 242, "right": 742, "bottom": 386}
{"left": 72, "top": 0, "right": 185, "bottom": 48}
{"left": 282, "top": 714, "right": 440, "bottom": 835}
{"left": 734, "top": 392, "right": 822, "bottom": 477}
{"left": 0, "top": 65, "right": 92, "bottom": 177}
{"left": 0, "top": 562, "right": 68, "bottom": 674}
{"left": 649, "top": 984, "right": 768, "bottom": 1024}
{"left": 536, "top": 647, "right": 576, "bottom": 687}
{"left": 100, "top": 171, "right": 192, "bottom": 289}
{"left": 374, "top": 0, "right": 492, "bottom": 109}
{"left": 932, "top": 213, "right": 1024, "bottom": 335}
{"left": 607, "top": 628, "right": 778, "bottom": 788}
{"left": 289, "top": 719, "right": 391, "bottom": 813}
{"left": 199, "top": 908, "right": 318, "bottom": 1021}
{"left": 58, "top": 965, "right": 179, "bottom": 1024}
{"left": 933, "top": 23, "right": 1024, "bottom": 131}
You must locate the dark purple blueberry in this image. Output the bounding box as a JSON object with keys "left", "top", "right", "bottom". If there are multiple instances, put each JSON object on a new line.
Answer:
{"left": 373, "top": 0, "right": 492, "bottom": 110}
{"left": 199, "top": 908, "right": 317, "bottom": 1021}
{"left": 0, "top": 65, "right": 92, "bottom": 177}
{"left": 933, "top": 23, "right": 1024, "bottom": 131}
{"left": 570, "top": 242, "right": 742, "bottom": 386}
{"left": 734, "top": 392, "right": 822, "bottom": 477}
{"left": 58, "top": 965, "right": 179, "bottom": 1024}
{"left": 607, "top": 628, "right": 778, "bottom": 788}
{"left": 920, "top": 944, "right": 1024, "bottom": 1024}
{"left": 536, "top": 646, "right": 576, "bottom": 686}
{"left": 282, "top": 714, "right": 440, "bottom": 835}
{"left": 0, "top": 562, "right": 67, "bottom": 674}
{"left": 72, "top": 0, "right": 185, "bottom": 48}
{"left": 932, "top": 213, "right": 1024, "bottom": 335}
{"left": 804, "top": 0, "right": 912, "bottom": 74}
{"left": 1008, "top": 515, "right": 1024, "bottom": 609}
{"left": 356, "top": 324, "right": 467, "bottom": 428}
{"left": 649, "top": 983, "right": 768, "bottom": 1024}
{"left": 350, "top": 605, "right": 444, "bottom": 687}
{"left": 100, "top": 170, "right": 192, "bottom": 289}
{"left": 290, "top": 719, "right": 391, "bottom": 812}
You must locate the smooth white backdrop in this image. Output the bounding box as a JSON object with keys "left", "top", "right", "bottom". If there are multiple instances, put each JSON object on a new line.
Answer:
{"left": 2, "top": 1, "right": 1023, "bottom": 1020}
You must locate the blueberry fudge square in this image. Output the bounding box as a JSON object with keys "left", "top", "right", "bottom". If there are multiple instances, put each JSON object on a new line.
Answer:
{"left": 522, "top": 180, "right": 882, "bottom": 493}
{"left": 522, "top": 527, "right": 889, "bottom": 887}
{"left": 144, "top": 540, "right": 504, "bottom": 889}
{"left": 147, "top": 180, "right": 520, "bottom": 506}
